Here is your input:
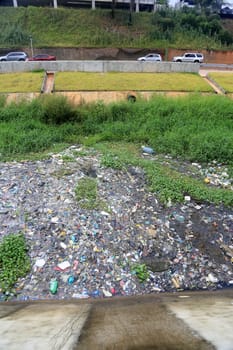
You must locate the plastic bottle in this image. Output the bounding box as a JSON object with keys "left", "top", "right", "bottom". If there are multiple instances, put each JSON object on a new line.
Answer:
{"left": 67, "top": 275, "right": 75, "bottom": 285}
{"left": 141, "top": 146, "right": 155, "bottom": 154}
{"left": 49, "top": 279, "right": 58, "bottom": 294}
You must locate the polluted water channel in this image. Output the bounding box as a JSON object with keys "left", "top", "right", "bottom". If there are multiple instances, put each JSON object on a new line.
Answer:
{"left": 0, "top": 145, "right": 232, "bottom": 301}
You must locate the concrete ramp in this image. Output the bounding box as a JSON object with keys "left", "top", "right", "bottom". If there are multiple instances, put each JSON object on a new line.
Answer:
{"left": 41, "top": 71, "right": 55, "bottom": 93}
{"left": 0, "top": 291, "right": 233, "bottom": 349}
{"left": 0, "top": 303, "right": 90, "bottom": 350}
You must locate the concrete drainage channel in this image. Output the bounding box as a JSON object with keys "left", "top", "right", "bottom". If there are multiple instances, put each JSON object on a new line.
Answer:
{"left": 0, "top": 290, "right": 233, "bottom": 350}
{"left": 41, "top": 71, "right": 55, "bottom": 94}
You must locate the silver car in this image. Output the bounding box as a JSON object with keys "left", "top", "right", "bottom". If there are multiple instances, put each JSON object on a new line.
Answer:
{"left": 172, "top": 53, "right": 204, "bottom": 63}
{"left": 137, "top": 53, "right": 162, "bottom": 62}
{"left": 0, "top": 52, "right": 28, "bottom": 61}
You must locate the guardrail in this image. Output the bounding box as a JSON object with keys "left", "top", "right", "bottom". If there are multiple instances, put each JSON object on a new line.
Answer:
{"left": 0, "top": 60, "right": 200, "bottom": 73}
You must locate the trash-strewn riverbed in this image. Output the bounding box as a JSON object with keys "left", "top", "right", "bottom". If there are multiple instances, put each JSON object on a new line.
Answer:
{"left": 0, "top": 145, "right": 232, "bottom": 301}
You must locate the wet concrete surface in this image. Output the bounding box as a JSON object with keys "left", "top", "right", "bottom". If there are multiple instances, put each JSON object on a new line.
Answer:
{"left": 0, "top": 289, "right": 232, "bottom": 350}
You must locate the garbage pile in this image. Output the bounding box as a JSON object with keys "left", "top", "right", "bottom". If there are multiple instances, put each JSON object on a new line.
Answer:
{"left": 0, "top": 146, "right": 232, "bottom": 301}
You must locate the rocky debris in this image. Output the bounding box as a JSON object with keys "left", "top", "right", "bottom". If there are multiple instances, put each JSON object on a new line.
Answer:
{"left": 0, "top": 145, "right": 232, "bottom": 301}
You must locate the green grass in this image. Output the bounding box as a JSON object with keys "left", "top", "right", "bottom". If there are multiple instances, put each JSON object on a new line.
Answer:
{"left": 0, "top": 72, "right": 214, "bottom": 94}
{"left": 55, "top": 72, "right": 213, "bottom": 92}
{"left": 208, "top": 72, "right": 233, "bottom": 93}
{"left": 75, "top": 177, "right": 108, "bottom": 210}
{"left": 0, "top": 72, "right": 44, "bottom": 93}
{"left": 0, "top": 7, "right": 232, "bottom": 50}
{"left": 0, "top": 94, "right": 232, "bottom": 206}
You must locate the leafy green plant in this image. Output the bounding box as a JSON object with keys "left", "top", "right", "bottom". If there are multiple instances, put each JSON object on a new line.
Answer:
{"left": 75, "top": 177, "right": 109, "bottom": 210}
{"left": 0, "top": 233, "right": 31, "bottom": 298}
{"left": 101, "top": 154, "right": 124, "bottom": 170}
{"left": 75, "top": 177, "right": 97, "bottom": 209}
{"left": 131, "top": 263, "right": 149, "bottom": 283}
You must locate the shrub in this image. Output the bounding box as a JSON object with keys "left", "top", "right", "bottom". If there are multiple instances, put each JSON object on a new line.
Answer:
{"left": 39, "top": 95, "right": 76, "bottom": 124}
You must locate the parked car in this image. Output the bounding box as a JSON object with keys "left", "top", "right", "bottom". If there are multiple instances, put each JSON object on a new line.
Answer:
{"left": 172, "top": 53, "right": 204, "bottom": 63}
{"left": 137, "top": 53, "right": 162, "bottom": 62}
{"left": 27, "top": 54, "right": 56, "bottom": 61}
{"left": 0, "top": 52, "right": 28, "bottom": 61}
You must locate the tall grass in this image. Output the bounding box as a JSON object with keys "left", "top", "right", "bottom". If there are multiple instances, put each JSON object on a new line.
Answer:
{"left": 0, "top": 94, "right": 232, "bottom": 164}
{"left": 0, "top": 94, "right": 232, "bottom": 205}
{"left": 79, "top": 95, "right": 233, "bottom": 164}
{"left": 0, "top": 7, "right": 231, "bottom": 49}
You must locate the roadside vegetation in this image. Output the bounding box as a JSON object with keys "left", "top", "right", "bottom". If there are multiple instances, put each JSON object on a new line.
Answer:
{"left": 0, "top": 72, "right": 44, "bottom": 93}
{"left": 0, "top": 72, "right": 213, "bottom": 93}
{"left": 0, "top": 94, "right": 232, "bottom": 206}
{"left": 0, "top": 7, "right": 232, "bottom": 50}
{"left": 55, "top": 72, "right": 213, "bottom": 92}
{"left": 208, "top": 72, "right": 233, "bottom": 93}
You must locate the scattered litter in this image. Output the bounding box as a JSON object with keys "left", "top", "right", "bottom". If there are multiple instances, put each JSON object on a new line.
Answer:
{"left": 0, "top": 145, "right": 232, "bottom": 302}
{"left": 56, "top": 261, "right": 71, "bottom": 271}
{"left": 49, "top": 279, "right": 58, "bottom": 294}
{"left": 102, "top": 289, "right": 112, "bottom": 297}
{"left": 207, "top": 273, "right": 218, "bottom": 283}
{"left": 34, "top": 259, "right": 46, "bottom": 269}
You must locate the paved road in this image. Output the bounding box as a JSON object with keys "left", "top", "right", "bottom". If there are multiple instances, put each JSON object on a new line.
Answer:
{"left": 0, "top": 289, "right": 232, "bottom": 350}
{"left": 201, "top": 63, "right": 233, "bottom": 70}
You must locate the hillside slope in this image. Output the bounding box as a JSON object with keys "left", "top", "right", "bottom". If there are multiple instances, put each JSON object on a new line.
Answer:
{"left": 0, "top": 7, "right": 232, "bottom": 50}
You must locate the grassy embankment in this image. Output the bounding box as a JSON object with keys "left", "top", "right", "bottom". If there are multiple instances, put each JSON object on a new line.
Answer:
{"left": 0, "top": 72, "right": 44, "bottom": 93}
{"left": 0, "top": 7, "right": 233, "bottom": 50}
{"left": 55, "top": 72, "right": 213, "bottom": 92}
{"left": 0, "top": 72, "right": 213, "bottom": 93}
{"left": 208, "top": 72, "right": 233, "bottom": 93}
{"left": 0, "top": 93, "right": 232, "bottom": 206}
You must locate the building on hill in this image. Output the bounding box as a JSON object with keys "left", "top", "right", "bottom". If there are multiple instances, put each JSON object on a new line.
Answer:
{"left": 220, "top": 0, "right": 233, "bottom": 16}
{"left": 0, "top": 0, "right": 159, "bottom": 11}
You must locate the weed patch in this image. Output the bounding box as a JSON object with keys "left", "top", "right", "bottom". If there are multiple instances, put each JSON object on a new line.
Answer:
{"left": 131, "top": 263, "right": 149, "bottom": 283}
{"left": 75, "top": 177, "right": 108, "bottom": 210}
{"left": 0, "top": 233, "right": 30, "bottom": 298}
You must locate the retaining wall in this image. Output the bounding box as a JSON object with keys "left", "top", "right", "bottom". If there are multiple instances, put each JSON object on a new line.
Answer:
{"left": 0, "top": 60, "right": 199, "bottom": 73}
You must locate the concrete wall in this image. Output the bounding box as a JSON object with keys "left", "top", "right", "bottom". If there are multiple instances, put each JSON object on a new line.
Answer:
{"left": 0, "top": 60, "right": 200, "bottom": 73}
{"left": 4, "top": 91, "right": 194, "bottom": 105}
